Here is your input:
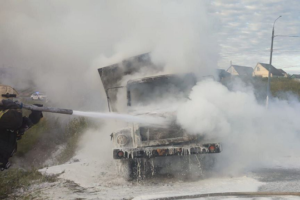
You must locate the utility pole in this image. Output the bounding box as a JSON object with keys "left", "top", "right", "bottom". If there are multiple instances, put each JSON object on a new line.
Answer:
{"left": 266, "top": 16, "right": 282, "bottom": 108}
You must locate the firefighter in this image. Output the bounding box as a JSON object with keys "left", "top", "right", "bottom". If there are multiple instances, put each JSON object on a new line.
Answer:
{"left": 0, "top": 85, "right": 43, "bottom": 170}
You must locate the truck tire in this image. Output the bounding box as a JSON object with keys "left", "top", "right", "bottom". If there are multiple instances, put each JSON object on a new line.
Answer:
{"left": 185, "top": 155, "right": 203, "bottom": 181}
{"left": 198, "top": 154, "right": 215, "bottom": 171}
{"left": 177, "top": 155, "right": 214, "bottom": 181}
{"left": 117, "top": 160, "right": 134, "bottom": 181}
{"left": 117, "top": 158, "right": 154, "bottom": 181}
{"left": 135, "top": 158, "right": 154, "bottom": 180}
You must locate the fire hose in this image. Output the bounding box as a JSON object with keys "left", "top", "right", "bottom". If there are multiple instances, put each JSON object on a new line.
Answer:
{"left": 0, "top": 94, "right": 73, "bottom": 115}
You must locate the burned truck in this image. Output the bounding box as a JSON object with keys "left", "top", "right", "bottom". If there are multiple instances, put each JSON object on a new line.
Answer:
{"left": 98, "top": 54, "right": 221, "bottom": 180}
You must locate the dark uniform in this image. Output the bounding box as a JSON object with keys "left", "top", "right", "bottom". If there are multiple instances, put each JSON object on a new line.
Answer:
{"left": 0, "top": 100, "right": 42, "bottom": 170}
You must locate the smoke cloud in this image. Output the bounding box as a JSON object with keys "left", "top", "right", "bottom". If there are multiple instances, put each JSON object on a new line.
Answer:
{"left": 0, "top": 0, "right": 219, "bottom": 169}
{"left": 177, "top": 78, "right": 300, "bottom": 173}
{"left": 0, "top": 0, "right": 218, "bottom": 111}
{"left": 6, "top": 0, "right": 294, "bottom": 177}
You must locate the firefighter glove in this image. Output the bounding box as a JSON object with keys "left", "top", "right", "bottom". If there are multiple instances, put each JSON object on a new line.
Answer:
{"left": 28, "top": 110, "right": 43, "bottom": 124}
{"left": 1, "top": 100, "right": 20, "bottom": 109}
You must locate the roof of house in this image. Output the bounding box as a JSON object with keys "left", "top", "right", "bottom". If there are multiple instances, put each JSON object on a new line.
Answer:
{"left": 231, "top": 65, "right": 253, "bottom": 76}
{"left": 278, "top": 69, "right": 287, "bottom": 74}
{"left": 291, "top": 74, "right": 300, "bottom": 78}
{"left": 258, "top": 63, "right": 284, "bottom": 76}
{"left": 217, "top": 69, "right": 231, "bottom": 78}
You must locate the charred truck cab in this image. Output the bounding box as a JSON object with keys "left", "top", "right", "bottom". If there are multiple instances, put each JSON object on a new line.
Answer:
{"left": 98, "top": 53, "right": 221, "bottom": 180}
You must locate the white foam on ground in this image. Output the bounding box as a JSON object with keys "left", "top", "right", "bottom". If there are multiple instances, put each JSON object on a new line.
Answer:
{"left": 40, "top": 126, "right": 119, "bottom": 188}
{"left": 40, "top": 157, "right": 263, "bottom": 199}
{"left": 264, "top": 156, "right": 300, "bottom": 169}
{"left": 39, "top": 154, "right": 300, "bottom": 199}
{"left": 133, "top": 176, "right": 262, "bottom": 200}
{"left": 40, "top": 159, "right": 112, "bottom": 188}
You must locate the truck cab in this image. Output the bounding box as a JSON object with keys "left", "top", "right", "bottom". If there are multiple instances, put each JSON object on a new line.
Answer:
{"left": 98, "top": 54, "right": 221, "bottom": 180}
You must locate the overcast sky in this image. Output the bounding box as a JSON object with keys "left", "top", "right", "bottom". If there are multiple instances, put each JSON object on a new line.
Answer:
{"left": 212, "top": 0, "right": 300, "bottom": 73}
{"left": 1, "top": 0, "right": 300, "bottom": 77}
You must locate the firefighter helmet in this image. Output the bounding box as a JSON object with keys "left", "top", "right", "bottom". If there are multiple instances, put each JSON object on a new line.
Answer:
{"left": 0, "top": 85, "right": 18, "bottom": 101}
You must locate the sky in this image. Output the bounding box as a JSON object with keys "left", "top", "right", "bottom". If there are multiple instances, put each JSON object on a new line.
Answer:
{"left": 212, "top": 0, "right": 300, "bottom": 73}
{"left": 0, "top": 0, "right": 300, "bottom": 80}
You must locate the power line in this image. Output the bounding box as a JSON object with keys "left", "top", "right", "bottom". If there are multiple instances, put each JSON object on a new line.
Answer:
{"left": 221, "top": 51, "right": 300, "bottom": 55}
{"left": 281, "top": 66, "right": 300, "bottom": 69}
{"left": 275, "top": 35, "right": 300, "bottom": 38}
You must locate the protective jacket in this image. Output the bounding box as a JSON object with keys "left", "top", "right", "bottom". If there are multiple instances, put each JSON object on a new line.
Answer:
{"left": 0, "top": 85, "right": 42, "bottom": 170}
{"left": 0, "top": 109, "right": 22, "bottom": 169}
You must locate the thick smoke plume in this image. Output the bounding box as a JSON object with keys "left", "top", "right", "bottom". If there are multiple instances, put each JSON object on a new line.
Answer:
{"left": 177, "top": 79, "right": 300, "bottom": 173}
{"left": 0, "top": 0, "right": 218, "bottom": 112}
{"left": 0, "top": 0, "right": 218, "bottom": 168}
{"left": 4, "top": 0, "right": 296, "bottom": 177}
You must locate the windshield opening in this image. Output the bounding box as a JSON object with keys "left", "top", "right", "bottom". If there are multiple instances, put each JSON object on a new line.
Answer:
{"left": 127, "top": 73, "right": 197, "bottom": 108}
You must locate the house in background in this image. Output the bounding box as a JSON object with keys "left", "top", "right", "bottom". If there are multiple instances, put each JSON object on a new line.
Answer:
{"left": 291, "top": 74, "right": 300, "bottom": 81}
{"left": 226, "top": 65, "right": 253, "bottom": 77}
{"left": 217, "top": 69, "right": 231, "bottom": 80}
{"left": 278, "top": 69, "right": 288, "bottom": 77}
{"left": 253, "top": 63, "right": 286, "bottom": 77}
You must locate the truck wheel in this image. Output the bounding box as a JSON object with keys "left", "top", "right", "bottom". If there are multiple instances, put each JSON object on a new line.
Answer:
{"left": 117, "top": 160, "right": 134, "bottom": 181}
{"left": 198, "top": 154, "right": 215, "bottom": 171}
{"left": 186, "top": 155, "right": 204, "bottom": 181}
{"left": 170, "top": 156, "right": 197, "bottom": 180}
{"left": 135, "top": 158, "right": 153, "bottom": 180}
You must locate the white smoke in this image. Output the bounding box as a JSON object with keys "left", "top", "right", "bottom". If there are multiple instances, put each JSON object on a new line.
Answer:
{"left": 5, "top": 0, "right": 288, "bottom": 178}
{"left": 93, "top": 0, "right": 219, "bottom": 77}
{"left": 0, "top": 1, "right": 220, "bottom": 172}
{"left": 177, "top": 78, "right": 300, "bottom": 173}
{"left": 0, "top": 0, "right": 218, "bottom": 110}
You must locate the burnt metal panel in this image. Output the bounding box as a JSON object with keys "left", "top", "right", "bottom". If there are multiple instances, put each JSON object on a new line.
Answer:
{"left": 97, "top": 53, "right": 159, "bottom": 112}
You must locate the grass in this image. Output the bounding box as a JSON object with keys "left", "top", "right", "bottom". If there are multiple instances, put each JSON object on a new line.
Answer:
{"left": 16, "top": 118, "right": 47, "bottom": 157}
{"left": 270, "top": 78, "right": 300, "bottom": 99}
{"left": 222, "top": 76, "right": 300, "bottom": 101}
{"left": 12, "top": 115, "right": 88, "bottom": 168}
{"left": 0, "top": 116, "right": 87, "bottom": 199}
{"left": 56, "top": 117, "right": 87, "bottom": 164}
{"left": 0, "top": 168, "right": 57, "bottom": 199}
